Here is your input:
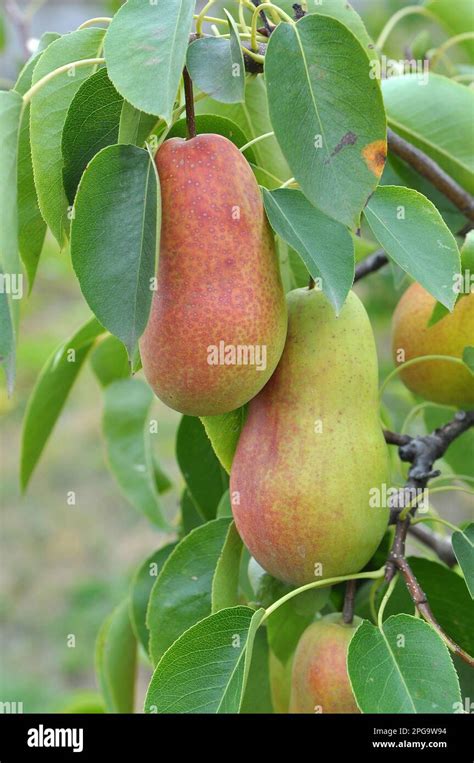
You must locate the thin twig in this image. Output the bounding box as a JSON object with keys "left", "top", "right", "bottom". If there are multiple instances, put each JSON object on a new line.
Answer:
{"left": 251, "top": 0, "right": 273, "bottom": 36}
{"left": 395, "top": 557, "right": 474, "bottom": 667}
{"left": 354, "top": 250, "right": 388, "bottom": 282}
{"left": 385, "top": 410, "right": 474, "bottom": 583}
{"left": 408, "top": 524, "right": 456, "bottom": 567}
{"left": 387, "top": 128, "right": 474, "bottom": 222}
{"left": 383, "top": 429, "right": 410, "bottom": 447}
{"left": 5, "top": 0, "right": 31, "bottom": 60}
{"left": 292, "top": 4, "right": 306, "bottom": 21}
{"left": 342, "top": 579, "right": 357, "bottom": 624}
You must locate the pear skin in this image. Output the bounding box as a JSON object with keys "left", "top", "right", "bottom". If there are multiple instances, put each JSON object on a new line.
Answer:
{"left": 392, "top": 283, "right": 474, "bottom": 407}
{"left": 230, "top": 287, "right": 389, "bottom": 586}
{"left": 139, "top": 134, "right": 287, "bottom": 416}
{"left": 289, "top": 614, "right": 360, "bottom": 714}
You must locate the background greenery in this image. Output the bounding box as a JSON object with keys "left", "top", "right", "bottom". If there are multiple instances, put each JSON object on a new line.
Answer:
{"left": 0, "top": 0, "right": 471, "bottom": 712}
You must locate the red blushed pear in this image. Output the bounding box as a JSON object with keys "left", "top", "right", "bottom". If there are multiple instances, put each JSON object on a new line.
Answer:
{"left": 290, "top": 614, "right": 361, "bottom": 714}
{"left": 392, "top": 283, "right": 474, "bottom": 407}
{"left": 230, "top": 287, "right": 389, "bottom": 587}
{"left": 139, "top": 134, "right": 287, "bottom": 416}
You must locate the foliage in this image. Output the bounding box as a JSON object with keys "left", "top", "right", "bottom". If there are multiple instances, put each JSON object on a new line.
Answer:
{"left": 2, "top": 0, "right": 473, "bottom": 716}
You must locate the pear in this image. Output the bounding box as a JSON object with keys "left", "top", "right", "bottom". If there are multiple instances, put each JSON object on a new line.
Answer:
{"left": 289, "top": 614, "right": 360, "bottom": 714}
{"left": 139, "top": 134, "right": 287, "bottom": 416}
{"left": 392, "top": 283, "right": 474, "bottom": 407}
{"left": 230, "top": 287, "right": 389, "bottom": 586}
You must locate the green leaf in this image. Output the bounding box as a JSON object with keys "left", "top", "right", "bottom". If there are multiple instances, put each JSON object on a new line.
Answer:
{"left": 461, "top": 230, "right": 474, "bottom": 272}
{"left": 176, "top": 416, "right": 229, "bottom": 519}
{"left": 129, "top": 543, "right": 177, "bottom": 655}
{"left": 20, "top": 317, "right": 105, "bottom": 490}
{"left": 90, "top": 334, "right": 130, "bottom": 387}
{"left": 384, "top": 153, "right": 464, "bottom": 236}
{"left": 187, "top": 13, "right": 244, "bottom": 105}
{"left": 0, "top": 90, "right": 22, "bottom": 392}
{"left": 383, "top": 74, "right": 474, "bottom": 193}
{"left": 265, "top": 14, "right": 386, "bottom": 226}
{"left": 145, "top": 606, "right": 264, "bottom": 713}
{"left": 262, "top": 188, "right": 354, "bottom": 313}
{"left": 117, "top": 99, "right": 157, "bottom": 146}
{"left": 62, "top": 68, "right": 123, "bottom": 203}
{"left": 240, "top": 628, "right": 273, "bottom": 713}
{"left": 147, "top": 517, "right": 232, "bottom": 665}
{"left": 95, "top": 600, "right": 137, "bottom": 713}
{"left": 310, "top": 0, "right": 377, "bottom": 61}
{"left": 0, "top": 90, "right": 22, "bottom": 279}
{"left": 278, "top": 239, "right": 311, "bottom": 292}
{"left": 14, "top": 41, "right": 59, "bottom": 291}
{"left": 196, "top": 75, "right": 291, "bottom": 187}
{"left": 15, "top": 33, "right": 61, "bottom": 95}
{"left": 250, "top": 567, "right": 330, "bottom": 664}
{"left": 364, "top": 185, "right": 460, "bottom": 310}
{"left": 57, "top": 691, "right": 105, "bottom": 714}
{"left": 167, "top": 113, "right": 255, "bottom": 161}
{"left": 104, "top": 0, "right": 194, "bottom": 122}
{"left": 153, "top": 459, "right": 172, "bottom": 495}
{"left": 425, "top": 0, "right": 474, "bottom": 60}
{"left": 0, "top": 284, "right": 15, "bottom": 394}
{"left": 216, "top": 489, "right": 232, "bottom": 518}
{"left": 267, "top": 588, "right": 331, "bottom": 665}
{"left": 102, "top": 378, "right": 169, "bottom": 529}
{"left": 378, "top": 558, "right": 474, "bottom": 655}
{"left": 71, "top": 144, "right": 159, "bottom": 357}
{"left": 180, "top": 487, "right": 204, "bottom": 535}
{"left": 452, "top": 524, "right": 474, "bottom": 599}
{"left": 30, "top": 28, "right": 105, "bottom": 246}
{"left": 463, "top": 347, "right": 474, "bottom": 375}
{"left": 200, "top": 406, "right": 247, "bottom": 474}
{"left": 212, "top": 522, "right": 243, "bottom": 612}
{"left": 348, "top": 614, "right": 461, "bottom": 713}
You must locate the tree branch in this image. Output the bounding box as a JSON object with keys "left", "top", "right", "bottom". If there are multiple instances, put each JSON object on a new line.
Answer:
{"left": 408, "top": 523, "right": 456, "bottom": 567}
{"left": 354, "top": 249, "right": 388, "bottom": 282}
{"left": 5, "top": 0, "right": 31, "bottom": 60}
{"left": 381, "top": 412, "right": 474, "bottom": 666}
{"left": 385, "top": 410, "right": 474, "bottom": 579}
{"left": 395, "top": 556, "right": 474, "bottom": 667}
{"left": 292, "top": 4, "right": 306, "bottom": 21}
{"left": 387, "top": 128, "right": 474, "bottom": 222}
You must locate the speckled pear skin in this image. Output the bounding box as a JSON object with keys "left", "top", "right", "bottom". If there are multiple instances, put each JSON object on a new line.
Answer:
{"left": 392, "top": 283, "right": 474, "bottom": 407}
{"left": 139, "top": 134, "right": 287, "bottom": 416}
{"left": 230, "top": 288, "right": 389, "bottom": 586}
{"left": 289, "top": 614, "right": 360, "bottom": 714}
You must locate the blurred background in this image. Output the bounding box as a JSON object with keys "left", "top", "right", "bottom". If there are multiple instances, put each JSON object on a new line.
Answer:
{"left": 0, "top": 0, "right": 471, "bottom": 713}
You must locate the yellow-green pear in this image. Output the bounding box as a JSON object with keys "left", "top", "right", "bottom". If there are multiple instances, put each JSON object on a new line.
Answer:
{"left": 290, "top": 614, "right": 360, "bottom": 714}
{"left": 230, "top": 287, "right": 389, "bottom": 586}
{"left": 392, "top": 283, "right": 474, "bottom": 407}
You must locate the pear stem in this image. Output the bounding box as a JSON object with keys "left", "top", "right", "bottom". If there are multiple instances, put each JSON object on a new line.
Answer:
{"left": 342, "top": 579, "right": 357, "bottom": 624}
{"left": 183, "top": 67, "right": 196, "bottom": 140}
